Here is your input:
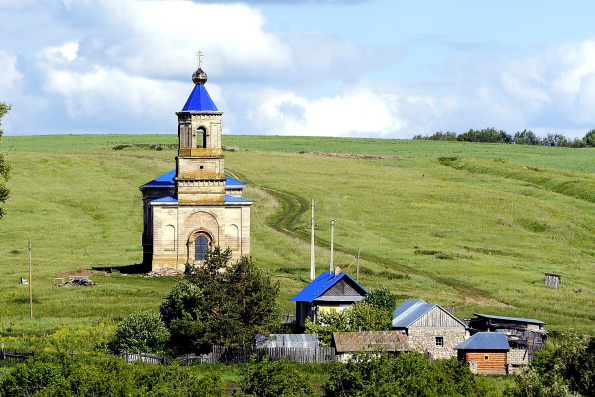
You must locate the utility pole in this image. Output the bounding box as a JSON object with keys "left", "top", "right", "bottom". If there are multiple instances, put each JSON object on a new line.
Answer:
{"left": 28, "top": 241, "right": 33, "bottom": 319}
{"left": 356, "top": 247, "right": 360, "bottom": 283}
{"left": 310, "top": 199, "right": 315, "bottom": 280}
{"left": 329, "top": 219, "right": 335, "bottom": 273}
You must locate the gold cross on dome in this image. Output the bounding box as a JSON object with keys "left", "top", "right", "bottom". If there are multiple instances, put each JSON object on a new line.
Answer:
{"left": 196, "top": 50, "right": 203, "bottom": 68}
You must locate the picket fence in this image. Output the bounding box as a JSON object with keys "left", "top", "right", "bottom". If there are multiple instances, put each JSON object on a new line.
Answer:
{"left": 120, "top": 352, "right": 167, "bottom": 365}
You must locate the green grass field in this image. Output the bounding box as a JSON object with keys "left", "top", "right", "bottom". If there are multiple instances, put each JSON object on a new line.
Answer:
{"left": 0, "top": 134, "right": 593, "bottom": 347}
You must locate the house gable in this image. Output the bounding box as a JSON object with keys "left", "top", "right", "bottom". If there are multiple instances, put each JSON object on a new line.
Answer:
{"left": 319, "top": 278, "right": 364, "bottom": 299}
{"left": 410, "top": 306, "right": 466, "bottom": 328}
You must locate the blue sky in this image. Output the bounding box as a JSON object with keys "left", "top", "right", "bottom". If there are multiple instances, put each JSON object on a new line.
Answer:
{"left": 2, "top": 0, "right": 595, "bottom": 139}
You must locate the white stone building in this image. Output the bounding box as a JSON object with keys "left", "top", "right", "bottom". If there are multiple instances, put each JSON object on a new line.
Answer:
{"left": 140, "top": 61, "right": 252, "bottom": 272}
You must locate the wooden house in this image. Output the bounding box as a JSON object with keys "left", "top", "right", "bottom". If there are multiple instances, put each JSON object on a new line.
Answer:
{"left": 467, "top": 313, "right": 546, "bottom": 368}
{"left": 332, "top": 331, "right": 409, "bottom": 362}
{"left": 291, "top": 270, "right": 368, "bottom": 330}
{"left": 392, "top": 299, "right": 468, "bottom": 359}
{"left": 454, "top": 332, "right": 510, "bottom": 375}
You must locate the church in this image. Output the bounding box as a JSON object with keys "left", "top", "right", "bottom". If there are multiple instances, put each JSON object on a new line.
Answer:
{"left": 140, "top": 55, "right": 252, "bottom": 272}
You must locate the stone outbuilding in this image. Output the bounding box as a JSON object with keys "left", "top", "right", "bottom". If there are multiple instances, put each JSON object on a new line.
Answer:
{"left": 140, "top": 60, "right": 252, "bottom": 272}
{"left": 392, "top": 299, "right": 469, "bottom": 359}
{"left": 454, "top": 332, "right": 510, "bottom": 375}
{"left": 291, "top": 269, "right": 368, "bottom": 330}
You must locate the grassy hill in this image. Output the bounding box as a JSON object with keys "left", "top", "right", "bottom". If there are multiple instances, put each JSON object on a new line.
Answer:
{"left": 0, "top": 134, "right": 593, "bottom": 339}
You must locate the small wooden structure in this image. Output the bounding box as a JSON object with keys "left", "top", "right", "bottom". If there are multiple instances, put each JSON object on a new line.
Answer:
{"left": 332, "top": 331, "right": 409, "bottom": 362}
{"left": 454, "top": 332, "right": 509, "bottom": 375}
{"left": 543, "top": 273, "right": 561, "bottom": 289}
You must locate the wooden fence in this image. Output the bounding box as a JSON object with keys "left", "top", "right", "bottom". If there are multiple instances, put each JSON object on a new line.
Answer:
{"left": 179, "top": 345, "right": 336, "bottom": 366}
{"left": 120, "top": 352, "right": 167, "bottom": 365}
{"left": 0, "top": 347, "right": 35, "bottom": 362}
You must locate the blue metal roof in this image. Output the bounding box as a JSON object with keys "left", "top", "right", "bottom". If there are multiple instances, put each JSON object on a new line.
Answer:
{"left": 291, "top": 272, "right": 368, "bottom": 303}
{"left": 141, "top": 171, "right": 246, "bottom": 189}
{"left": 224, "top": 195, "right": 252, "bottom": 203}
{"left": 181, "top": 84, "right": 218, "bottom": 111}
{"left": 454, "top": 332, "right": 509, "bottom": 350}
{"left": 474, "top": 313, "right": 546, "bottom": 325}
{"left": 153, "top": 195, "right": 178, "bottom": 203}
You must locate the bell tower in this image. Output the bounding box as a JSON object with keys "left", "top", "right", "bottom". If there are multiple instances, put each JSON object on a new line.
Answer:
{"left": 140, "top": 52, "right": 252, "bottom": 272}
{"left": 176, "top": 51, "right": 226, "bottom": 203}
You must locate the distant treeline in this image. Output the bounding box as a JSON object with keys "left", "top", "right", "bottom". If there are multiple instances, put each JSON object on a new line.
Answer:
{"left": 413, "top": 128, "right": 595, "bottom": 148}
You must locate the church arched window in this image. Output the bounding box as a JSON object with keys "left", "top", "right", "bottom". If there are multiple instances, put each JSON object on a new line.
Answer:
{"left": 195, "top": 235, "right": 209, "bottom": 261}
{"left": 197, "top": 127, "right": 207, "bottom": 148}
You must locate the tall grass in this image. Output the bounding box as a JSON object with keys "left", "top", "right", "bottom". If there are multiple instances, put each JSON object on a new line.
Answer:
{"left": 0, "top": 135, "right": 593, "bottom": 338}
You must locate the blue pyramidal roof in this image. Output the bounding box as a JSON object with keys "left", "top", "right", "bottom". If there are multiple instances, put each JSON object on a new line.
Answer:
{"left": 182, "top": 84, "right": 218, "bottom": 111}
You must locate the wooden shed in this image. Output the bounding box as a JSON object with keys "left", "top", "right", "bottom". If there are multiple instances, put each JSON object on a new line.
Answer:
{"left": 543, "top": 273, "right": 561, "bottom": 289}
{"left": 332, "top": 331, "right": 409, "bottom": 362}
{"left": 454, "top": 332, "right": 509, "bottom": 375}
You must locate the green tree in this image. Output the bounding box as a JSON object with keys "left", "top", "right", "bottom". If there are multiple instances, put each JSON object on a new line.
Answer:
{"left": 0, "top": 102, "right": 11, "bottom": 219}
{"left": 364, "top": 287, "right": 397, "bottom": 315}
{"left": 235, "top": 356, "right": 317, "bottom": 397}
{"left": 508, "top": 333, "right": 595, "bottom": 397}
{"left": 584, "top": 129, "right": 595, "bottom": 147}
{"left": 163, "top": 246, "right": 280, "bottom": 348}
{"left": 305, "top": 302, "right": 392, "bottom": 346}
{"left": 108, "top": 310, "right": 170, "bottom": 354}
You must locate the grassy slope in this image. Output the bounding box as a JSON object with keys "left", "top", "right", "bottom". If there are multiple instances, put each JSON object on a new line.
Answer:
{"left": 0, "top": 135, "right": 593, "bottom": 339}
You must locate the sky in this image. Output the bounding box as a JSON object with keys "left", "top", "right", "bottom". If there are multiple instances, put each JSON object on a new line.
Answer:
{"left": 2, "top": 0, "right": 595, "bottom": 139}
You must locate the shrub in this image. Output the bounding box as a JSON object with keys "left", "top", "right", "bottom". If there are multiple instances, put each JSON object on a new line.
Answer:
{"left": 235, "top": 356, "right": 317, "bottom": 397}
{"left": 108, "top": 310, "right": 170, "bottom": 354}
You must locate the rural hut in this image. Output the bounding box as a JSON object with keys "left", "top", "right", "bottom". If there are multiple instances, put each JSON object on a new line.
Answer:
{"left": 291, "top": 269, "right": 368, "bottom": 330}
{"left": 392, "top": 299, "right": 469, "bottom": 359}
{"left": 543, "top": 273, "right": 561, "bottom": 289}
{"left": 454, "top": 332, "right": 510, "bottom": 375}
{"left": 467, "top": 313, "right": 547, "bottom": 364}
{"left": 332, "top": 331, "right": 409, "bottom": 362}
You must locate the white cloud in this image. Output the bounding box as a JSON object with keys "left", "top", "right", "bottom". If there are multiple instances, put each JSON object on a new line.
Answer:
{"left": 0, "top": 51, "right": 22, "bottom": 90}
{"left": 243, "top": 86, "right": 404, "bottom": 137}
{"left": 39, "top": 41, "right": 79, "bottom": 63}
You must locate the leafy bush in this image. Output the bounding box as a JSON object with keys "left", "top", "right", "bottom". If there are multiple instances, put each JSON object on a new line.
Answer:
{"left": 507, "top": 333, "right": 595, "bottom": 396}
{"left": 324, "top": 351, "right": 499, "bottom": 397}
{"left": 305, "top": 302, "right": 392, "bottom": 346}
{"left": 235, "top": 356, "right": 317, "bottom": 397}
{"left": 108, "top": 310, "right": 170, "bottom": 354}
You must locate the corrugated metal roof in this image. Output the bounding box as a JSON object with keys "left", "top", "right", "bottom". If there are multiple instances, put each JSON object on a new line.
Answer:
{"left": 392, "top": 299, "right": 467, "bottom": 328}
{"left": 474, "top": 313, "right": 546, "bottom": 325}
{"left": 333, "top": 331, "right": 409, "bottom": 353}
{"left": 255, "top": 333, "right": 319, "bottom": 349}
{"left": 181, "top": 84, "right": 218, "bottom": 111}
{"left": 454, "top": 332, "right": 509, "bottom": 350}
{"left": 392, "top": 299, "right": 434, "bottom": 328}
{"left": 141, "top": 171, "right": 246, "bottom": 189}
{"left": 290, "top": 272, "right": 368, "bottom": 303}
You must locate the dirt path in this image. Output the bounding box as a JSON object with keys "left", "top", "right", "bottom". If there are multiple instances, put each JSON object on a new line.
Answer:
{"left": 226, "top": 170, "right": 506, "bottom": 306}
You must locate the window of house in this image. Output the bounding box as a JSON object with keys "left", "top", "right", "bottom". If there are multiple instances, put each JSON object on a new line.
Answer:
{"left": 435, "top": 336, "right": 444, "bottom": 347}
{"left": 484, "top": 355, "right": 489, "bottom": 360}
